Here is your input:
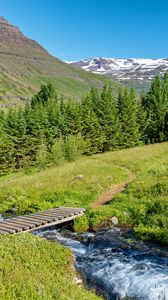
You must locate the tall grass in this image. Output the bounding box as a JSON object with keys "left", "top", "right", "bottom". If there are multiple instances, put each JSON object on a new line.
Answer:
{"left": 0, "top": 155, "right": 128, "bottom": 214}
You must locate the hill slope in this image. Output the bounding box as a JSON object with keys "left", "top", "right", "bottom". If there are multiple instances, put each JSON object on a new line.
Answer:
{"left": 0, "top": 17, "right": 121, "bottom": 98}
{"left": 0, "top": 142, "right": 167, "bottom": 243}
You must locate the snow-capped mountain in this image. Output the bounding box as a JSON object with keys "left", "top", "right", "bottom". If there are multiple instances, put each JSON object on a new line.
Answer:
{"left": 68, "top": 57, "right": 168, "bottom": 83}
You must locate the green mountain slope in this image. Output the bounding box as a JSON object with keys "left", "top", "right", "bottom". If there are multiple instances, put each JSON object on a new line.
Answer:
{"left": 0, "top": 17, "right": 121, "bottom": 98}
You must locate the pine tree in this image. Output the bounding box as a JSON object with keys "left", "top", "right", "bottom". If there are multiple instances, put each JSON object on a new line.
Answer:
{"left": 63, "top": 98, "right": 82, "bottom": 136}
{"left": 31, "top": 83, "right": 57, "bottom": 107}
{"left": 80, "top": 92, "right": 104, "bottom": 153}
{"left": 118, "top": 89, "right": 140, "bottom": 148}
{"left": 4, "top": 109, "right": 31, "bottom": 169}
{"left": 0, "top": 132, "right": 15, "bottom": 175}
{"left": 58, "top": 95, "right": 67, "bottom": 137}
{"left": 143, "top": 74, "right": 168, "bottom": 142}
{"left": 45, "top": 96, "right": 60, "bottom": 143}
{"left": 99, "top": 85, "right": 120, "bottom": 150}
{"left": 137, "top": 94, "right": 147, "bottom": 143}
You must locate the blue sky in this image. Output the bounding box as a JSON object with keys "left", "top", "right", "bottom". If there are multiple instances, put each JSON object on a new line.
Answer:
{"left": 1, "top": 0, "right": 168, "bottom": 60}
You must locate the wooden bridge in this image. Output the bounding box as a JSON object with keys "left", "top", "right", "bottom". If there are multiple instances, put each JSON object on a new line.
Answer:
{"left": 0, "top": 207, "right": 85, "bottom": 234}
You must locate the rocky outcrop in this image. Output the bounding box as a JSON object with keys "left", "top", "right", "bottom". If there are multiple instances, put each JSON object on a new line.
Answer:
{"left": 0, "top": 16, "right": 47, "bottom": 52}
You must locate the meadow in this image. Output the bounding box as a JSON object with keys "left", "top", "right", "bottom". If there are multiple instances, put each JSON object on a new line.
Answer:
{"left": 0, "top": 142, "right": 168, "bottom": 299}
{"left": 0, "top": 142, "right": 168, "bottom": 240}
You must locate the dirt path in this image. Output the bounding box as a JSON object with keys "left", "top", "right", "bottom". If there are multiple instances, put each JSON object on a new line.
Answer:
{"left": 91, "top": 170, "right": 135, "bottom": 209}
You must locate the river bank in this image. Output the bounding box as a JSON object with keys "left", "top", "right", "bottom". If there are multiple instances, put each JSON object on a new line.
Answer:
{"left": 39, "top": 226, "right": 168, "bottom": 300}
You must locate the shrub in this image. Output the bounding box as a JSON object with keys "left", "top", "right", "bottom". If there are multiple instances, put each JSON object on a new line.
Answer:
{"left": 73, "top": 214, "right": 90, "bottom": 232}
{"left": 35, "top": 141, "right": 48, "bottom": 170}
{"left": 64, "top": 134, "right": 85, "bottom": 162}
{"left": 50, "top": 138, "right": 65, "bottom": 166}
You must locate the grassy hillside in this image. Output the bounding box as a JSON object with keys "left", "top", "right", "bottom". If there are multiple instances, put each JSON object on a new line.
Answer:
{"left": 0, "top": 142, "right": 168, "bottom": 241}
{"left": 118, "top": 78, "right": 151, "bottom": 94}
{"left": 0, "top": 154, "right": 128, "bottom": 214}
{"left": 0, "top": 59, "right": 122, "bottom": 99}
{"left": 0, "top": 18, "right": 122, "bottom": 99}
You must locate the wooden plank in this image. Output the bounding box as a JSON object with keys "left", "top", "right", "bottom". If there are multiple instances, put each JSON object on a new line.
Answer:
{"left": 19, "top": 218, "right": 46, "bottom": 225}
{"left": 32, "top": 212, "right": 74, "bottom": 220}
{"left": 38, "top": 207, "right": 84, "bottom": 214}
{"left": 59, "top": 207, "right": 85, "bottom": 212}
{"left": 30, "top": 213, "right": 59, "bottom": 219}
{"left": 31, "top": 210, "right": 75, "bottom": 216}
{"left": 28, "top": 209, "right": 84, "bottom": 219}
{"left": 0, "top": 207, "right": 86, "bottom": 234}
{"left": 0, "top": 225, "right": 16, "bottom": 234}
{"left": 27, "top": 211, "right": 85, "bottom": 233}
{"left": 54, "top": 209, "right": 83, "bottom": 214}
{"left": 49, "top": 210, "right": 77, "bottom": 215}
{"left": 0, "top": 228, "right": 11, "bottom": 234}
{"left": 25, "top": 212, "right": 80, "bottom": 226}
{"left": 13, "top": 217, "right": 45, "bottom": 225}
{"left": 7, "top": 218, "right": 42, "bottom": 227}
{"left": 32, "top": 212, "right": 74, "bottom": 219}
{"left": 53, "top": 207, "right": 83, "bottom": 210}
{"left": 33, "top": 213, "right": 74, "bottom": 219}
{"left": 20, "top": 215, "right": 57, "bottom": 222}
{"left": 0, "top": 222, "right": 23, "bottom": 232}
{"left": 31, "top": 208, "right": 74, "bottom": 214}
{"left": 4, "top": 220, "right": 31, "bottom": 230}
{"left": 31, "top": 212, "right": 63, "bottom": 217}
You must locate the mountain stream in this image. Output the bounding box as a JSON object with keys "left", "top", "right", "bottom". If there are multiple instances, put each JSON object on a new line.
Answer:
{"left": 37, "top": 226, "right": 168, "bottom": 300}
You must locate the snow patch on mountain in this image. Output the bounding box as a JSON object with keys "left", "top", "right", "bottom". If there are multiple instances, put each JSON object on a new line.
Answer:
{"left": 68, "top": 57, "right": 168, "bottom": 82}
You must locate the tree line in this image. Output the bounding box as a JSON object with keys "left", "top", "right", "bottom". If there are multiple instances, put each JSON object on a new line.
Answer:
{"left": 0, "top": 74, "right": 168, "bottom": 176}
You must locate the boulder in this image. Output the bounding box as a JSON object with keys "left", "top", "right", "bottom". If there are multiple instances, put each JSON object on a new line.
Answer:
{"left": 5, "top": 208, "right": 17, "bottom": 214}
{"left": 73, "top": 276, "right": 83, "bottom": 286}
{"left": 75, "top": 174, "right": 84, "bottom": 180}
{"left": 110, "top": 216, "right": 119, "bottom": 226}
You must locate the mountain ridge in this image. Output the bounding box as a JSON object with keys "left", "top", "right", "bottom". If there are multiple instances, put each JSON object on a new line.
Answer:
{"left": 0, "top": 17, "right": 121, "bottom": 98}
{"left": 69, "top": 57, "right": 168, "bottom": 91}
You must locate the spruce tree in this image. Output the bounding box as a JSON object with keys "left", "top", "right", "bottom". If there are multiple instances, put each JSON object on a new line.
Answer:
{"left": 118, "top": 89, "right": 140, "bottom": 148}
{"left": 80, "top": 92, "right": 104, "bottom": 153}
{"left": 31, "top": 83, "right": 57, "bottom": 107}
{"left": 0, "top": 132, "right": 15, "bottom": 175}
{"left": 143, "top": 74, "right": 168, "bottom": 142}
{"left": 63, "top": 98, "right": 81, "bottom": 136}
{"left": 99, "top": 85, "right": 120, "bottom": 150}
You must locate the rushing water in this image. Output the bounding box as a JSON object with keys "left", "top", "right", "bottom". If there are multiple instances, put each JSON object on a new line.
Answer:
{"left": 0, "top": 214, "right": 4, "bottom": 221}
{"left": 37, "top": 227, "right": 168, "bottom": 300}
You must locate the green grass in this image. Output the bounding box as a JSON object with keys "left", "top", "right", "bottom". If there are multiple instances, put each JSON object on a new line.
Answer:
{"left": 89, "top": 142, "right": 168, "bottom": 243}
{"left": 0, "top": 142, "right": 168, "bottom": 299}
{"left": 0, "top": 52, "right": 122, "bottom": 100}
{"left": 112, "top": 78, "right": 151, "bottom": 94}
{"left": 0, "top": 234, "right": 101, "bottom": 300}
{"left": 0, "top": 142, "right": 168, "bottom": 240}
{"left": 1, "top": 142, "right": 168, "bottom": 237}
{"left": 0, "top": 156, "right": 128, "bottom": 214}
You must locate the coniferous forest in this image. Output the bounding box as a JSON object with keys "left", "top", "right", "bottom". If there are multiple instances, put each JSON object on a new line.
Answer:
{"left": 0, "top": 74, "right": 168, "bottom": 176}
